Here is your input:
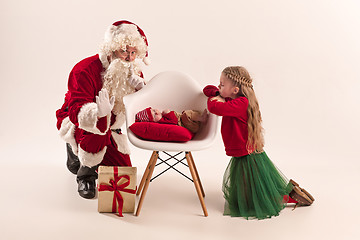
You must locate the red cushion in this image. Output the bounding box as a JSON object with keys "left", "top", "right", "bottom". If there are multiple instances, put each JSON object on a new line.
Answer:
{"left": 129, "top": 122, "right": 194, "bottom": 142}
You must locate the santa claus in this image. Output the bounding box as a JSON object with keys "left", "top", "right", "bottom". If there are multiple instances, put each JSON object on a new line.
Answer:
{"left": 56, "top": 20, "right": 149, "bottom": 199}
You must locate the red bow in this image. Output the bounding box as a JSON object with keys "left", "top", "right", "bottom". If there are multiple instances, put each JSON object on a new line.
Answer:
{"left": 98, "top": 167, "right": 136, "bottom": 217}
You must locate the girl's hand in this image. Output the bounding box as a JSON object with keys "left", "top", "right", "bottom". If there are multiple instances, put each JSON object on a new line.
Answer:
{"left": 210, "top": 95, "right": 225, "bottom": 102}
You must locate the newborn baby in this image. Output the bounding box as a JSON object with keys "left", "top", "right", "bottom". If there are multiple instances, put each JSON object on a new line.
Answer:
{"left": 135, "top": 107, "right": 208, "bottom": 133}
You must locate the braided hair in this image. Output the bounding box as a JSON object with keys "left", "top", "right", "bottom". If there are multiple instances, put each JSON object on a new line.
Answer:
{"left": 222, "top": 66, "right": 264, "bottom": 153}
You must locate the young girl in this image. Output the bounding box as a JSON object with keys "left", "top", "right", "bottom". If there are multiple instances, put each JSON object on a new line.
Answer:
{"left": 204, "top": 66, "right": 314, "bottom": 220}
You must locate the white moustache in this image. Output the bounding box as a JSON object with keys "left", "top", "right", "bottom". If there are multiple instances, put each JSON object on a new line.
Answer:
{"left": 105, "top": 59, "right": 130, "bottom": 79}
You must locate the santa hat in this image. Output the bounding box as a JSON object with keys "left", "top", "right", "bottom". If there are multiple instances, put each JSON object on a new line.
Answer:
{"left": 135, "top": 107, "right": 154, "bottom": 122}
{"left": 99, "top": 20, "right": 150, "bottom": 68}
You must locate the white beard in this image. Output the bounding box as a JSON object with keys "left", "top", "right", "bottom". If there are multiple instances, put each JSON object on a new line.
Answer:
{"left": 102, "top": 59, "right": 141, "bottom": 115}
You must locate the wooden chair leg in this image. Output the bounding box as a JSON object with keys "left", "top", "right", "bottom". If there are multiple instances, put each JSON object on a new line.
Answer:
{"left": 135, "top": 151, "right": 158, "bottom": 216}
{"left": 137, "top": 151, "right": 157, "bottom": 196}
{"left": 188, "top": 152, "right": 205, "bottom": 198}
{"left": 185, "top": 152, "right": 208, "bottom": 217}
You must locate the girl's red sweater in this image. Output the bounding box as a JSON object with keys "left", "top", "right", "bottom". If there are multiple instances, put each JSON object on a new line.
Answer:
{"left": 204, "top": 85, "right": 252, "bottom": 157}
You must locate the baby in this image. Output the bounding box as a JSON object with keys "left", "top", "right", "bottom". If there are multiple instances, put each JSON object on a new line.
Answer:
{"left": 135, "top": 107, "right": 208, "bottom": 133}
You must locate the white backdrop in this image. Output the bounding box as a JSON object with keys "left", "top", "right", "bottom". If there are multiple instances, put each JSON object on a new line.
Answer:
{"left": 1, "top": 0, "right": 359, "bottom": 239}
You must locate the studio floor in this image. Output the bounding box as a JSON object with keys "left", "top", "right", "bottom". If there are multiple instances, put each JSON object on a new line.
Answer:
{"left": 1, "top": 146, "right": 358, "bottom": 240}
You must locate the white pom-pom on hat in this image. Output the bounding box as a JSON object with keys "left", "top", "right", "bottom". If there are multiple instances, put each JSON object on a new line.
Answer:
{"left": 143, "top": 56, "right": 150, "bottom": 65}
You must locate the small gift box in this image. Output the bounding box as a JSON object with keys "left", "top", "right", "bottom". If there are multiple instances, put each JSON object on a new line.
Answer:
{"left": 98, "top": 166, "right": 137, "bottom": 216}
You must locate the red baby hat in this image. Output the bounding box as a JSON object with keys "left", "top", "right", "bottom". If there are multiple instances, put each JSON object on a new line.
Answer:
{"left": 135, "top": 107, "right": 154, "bottom": 122}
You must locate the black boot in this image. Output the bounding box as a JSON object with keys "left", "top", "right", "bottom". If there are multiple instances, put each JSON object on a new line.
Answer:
{"left": 77, "top": 165, "right": 98, "bottom": 199}
{"left": 66, "top": 143, "right": 80, "bottom": 174}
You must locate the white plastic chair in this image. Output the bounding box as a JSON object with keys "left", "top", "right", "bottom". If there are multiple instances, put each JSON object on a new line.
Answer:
{"left": 123, "top": 71, "right": 219, "bottom": 216}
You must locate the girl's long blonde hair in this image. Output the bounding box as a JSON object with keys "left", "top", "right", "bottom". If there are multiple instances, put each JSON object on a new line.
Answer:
{"left": 222, "top": 66, "right": 264, "bottom": 153}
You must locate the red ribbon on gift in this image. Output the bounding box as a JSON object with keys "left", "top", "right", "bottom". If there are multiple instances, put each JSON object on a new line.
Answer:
{"left": 98, "top": 167, "right": 136, "bottom": 217}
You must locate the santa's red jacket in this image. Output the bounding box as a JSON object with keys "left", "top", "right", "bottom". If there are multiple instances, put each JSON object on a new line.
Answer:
{"left": 56, "top": 54, "right": 132, "bottom": 167}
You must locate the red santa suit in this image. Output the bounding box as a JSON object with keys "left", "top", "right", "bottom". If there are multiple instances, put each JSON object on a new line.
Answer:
{"left": 56, "top": 54, "right": 134, "bottom": 167}
{"left": 56, "top": 20, "right": 150, "bottom": 168}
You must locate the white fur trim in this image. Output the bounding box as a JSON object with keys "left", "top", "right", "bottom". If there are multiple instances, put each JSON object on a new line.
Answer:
{"left": 78, "top": 102, "right": 111, "bottom": 135}
{"left": 78, "top": 102, "right": 97, "bottom": 129}
{"left": 99, "top": 52, "right": 110, "bottom": 69}
{"left": 59, "top": 117, "right": 78, "bottom": 155}
{"left": 78, "top": 146, "right": 107, "bottom": 167}
{"left": 104, "top": 25, "right": 118, "bottom": 42}
{"left": 111, "top": 113, "right": 125, "bottom": 129}
{"left": 111, "top": 132, "right": 131, "bottom": 155}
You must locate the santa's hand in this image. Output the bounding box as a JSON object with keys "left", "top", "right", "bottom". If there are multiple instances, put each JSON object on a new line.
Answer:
{"left": 128, "top": 64, "right": 145, "bottom": 90}
{"left": 96, "top": 89, "right": 115, "bottom": 118}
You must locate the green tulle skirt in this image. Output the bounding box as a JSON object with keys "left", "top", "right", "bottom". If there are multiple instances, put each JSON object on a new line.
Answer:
{"left": 222, "top": 151, "right": 293, "bottom": 220}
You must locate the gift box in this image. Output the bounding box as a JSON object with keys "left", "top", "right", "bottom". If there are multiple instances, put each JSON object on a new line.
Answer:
{"left": 98, "top": 166, "right": 137, "bottom": 216}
